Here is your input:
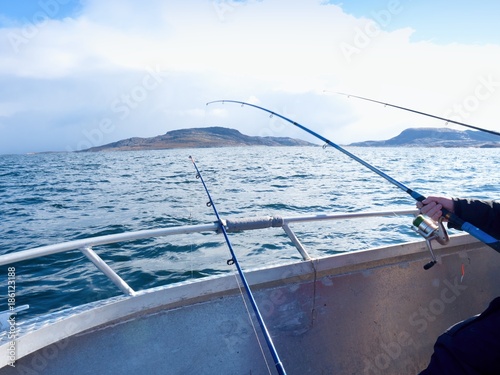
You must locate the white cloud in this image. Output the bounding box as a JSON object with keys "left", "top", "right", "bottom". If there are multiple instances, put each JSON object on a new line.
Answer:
{"left": 1, "top": 0, "right": 500, "bottom": 153}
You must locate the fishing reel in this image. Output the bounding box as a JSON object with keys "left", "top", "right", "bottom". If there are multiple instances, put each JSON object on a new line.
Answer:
{"left": 411, "top": 215, "right": 450, "bottom": 270}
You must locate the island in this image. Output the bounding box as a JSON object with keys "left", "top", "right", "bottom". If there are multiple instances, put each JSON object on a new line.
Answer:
{"left": 80, "top": 126, "right": 316, "bottom": 152}
{"left": 349, "top": 127, "right": 500, "bottom": 148}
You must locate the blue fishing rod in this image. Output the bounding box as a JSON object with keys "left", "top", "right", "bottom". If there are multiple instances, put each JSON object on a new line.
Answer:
{"left": 206, "top": 100, "right": 500, "bottom": 258}
{"left": 335, "top": 92, "right": 500, "bottom": 137}
{"left": 189, "top": 156, "right": 287, "bottom": 375}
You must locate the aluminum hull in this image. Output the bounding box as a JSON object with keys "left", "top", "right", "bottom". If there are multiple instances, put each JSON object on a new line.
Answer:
{"left": 1, "top": 233, "right": 499, "bottom": 374}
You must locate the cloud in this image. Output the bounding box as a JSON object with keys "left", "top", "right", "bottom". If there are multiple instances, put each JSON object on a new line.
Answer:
{"left": 1, "top": 0, "right": 500, "bottom": 154}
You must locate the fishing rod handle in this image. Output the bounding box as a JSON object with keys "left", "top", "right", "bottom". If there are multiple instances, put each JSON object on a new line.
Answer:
{"left": 442, "top": 210, "right": 500, "bottom": 252}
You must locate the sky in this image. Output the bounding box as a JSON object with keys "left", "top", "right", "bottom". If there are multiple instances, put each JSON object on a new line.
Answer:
{"left": 1, "top": 0, "right": 500, "bottom": 154}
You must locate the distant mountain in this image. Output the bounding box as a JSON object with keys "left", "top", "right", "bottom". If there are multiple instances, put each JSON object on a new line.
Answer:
{"left": 349, "top": 128, "right": 500, "bottom": 147}
{"left": 81, "top": 127, "right": 315, "bottom": 152}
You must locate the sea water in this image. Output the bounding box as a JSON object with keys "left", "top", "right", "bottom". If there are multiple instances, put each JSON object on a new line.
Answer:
{"left": 1, "top": 146, "right": 499, "bottom": 318}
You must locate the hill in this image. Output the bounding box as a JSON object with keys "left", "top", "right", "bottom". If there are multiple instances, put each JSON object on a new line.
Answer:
{"left": 349, "top": 128, "right": 500, "bottom": 147}
{"left": 81, "top": 127, "right": 315, "bottom": 152}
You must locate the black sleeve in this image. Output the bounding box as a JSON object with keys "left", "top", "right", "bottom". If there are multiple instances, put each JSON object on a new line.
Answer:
{"left": 448, "top": 198, "right": 500, "bottom": 239}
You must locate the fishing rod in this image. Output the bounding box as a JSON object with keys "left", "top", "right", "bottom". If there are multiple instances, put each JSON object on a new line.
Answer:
{"left": 206, "top": 100, "right": 500, "bottom": 264}
{"left": 189, "top": 156, "right": 287, "bottom": 375}
{"left": 334, "top": 91, "right": 500, "bottom": 137}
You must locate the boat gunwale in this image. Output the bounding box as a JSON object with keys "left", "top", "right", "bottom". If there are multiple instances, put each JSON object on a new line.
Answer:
{"left": 0, "top": 232, "right": 482, "bottom": 368}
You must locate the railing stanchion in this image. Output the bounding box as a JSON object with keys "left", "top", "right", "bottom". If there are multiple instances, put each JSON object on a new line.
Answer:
{"left": 80, "top": 246, "right": 136, "bottom": 296}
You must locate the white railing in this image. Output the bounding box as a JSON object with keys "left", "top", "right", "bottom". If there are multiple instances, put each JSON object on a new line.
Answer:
{"left": 0, "top": 209, "right": 419, "bottom": 296}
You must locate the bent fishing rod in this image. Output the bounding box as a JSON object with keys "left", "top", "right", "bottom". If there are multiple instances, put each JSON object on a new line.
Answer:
{"left": 206, "top": 100, "right": 500, "bottom": 257}
{"left": 335, "top": 92, "right": 500, "bottom": 137}
{"left": 189, "top": 156, "right": 287, "bottom": 375}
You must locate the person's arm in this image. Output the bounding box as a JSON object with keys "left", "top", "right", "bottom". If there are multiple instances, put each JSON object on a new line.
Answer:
{"left": 417, "top": 196, "right": 500, "bottom": 239}
{"left": 452, "top": 198, "right": 500, "bottom": 239}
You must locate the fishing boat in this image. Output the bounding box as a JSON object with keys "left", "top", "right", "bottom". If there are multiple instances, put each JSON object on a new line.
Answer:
{"left": 1, "top": 208, "right": 499, "bottom": 374}
{"left": 2, "top": 99, "right": 499, "bottom": 374}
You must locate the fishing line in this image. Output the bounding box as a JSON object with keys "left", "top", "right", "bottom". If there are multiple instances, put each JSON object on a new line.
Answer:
{"left": 232, "top": 271, "right": 273, "bottom": 375}
{"left": 334, "top": 91, "right": 500, "bottom": 137}
{"left": 206, "top": 100, "right": 500, "bottom": 257}
{"left": 189, "top": 156, "right": 287, "bottom": 375}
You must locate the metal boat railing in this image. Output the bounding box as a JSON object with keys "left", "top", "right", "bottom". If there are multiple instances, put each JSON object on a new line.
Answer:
{"left": 0, "top": 209, "right": 419, "bottom": 297}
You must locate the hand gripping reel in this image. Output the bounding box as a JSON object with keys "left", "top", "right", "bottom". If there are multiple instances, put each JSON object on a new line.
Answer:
{"left": 411, "top": 215, "right": 450, "bottom": 270}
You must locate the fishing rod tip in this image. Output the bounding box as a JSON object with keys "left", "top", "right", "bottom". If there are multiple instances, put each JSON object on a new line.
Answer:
{"left": 323, "top": 90, "right": 352, "bottom": 99}
{"left": 322, "top": 89, "right": 344, "bottom": 96}
{"left": 206, "top": 100, "right": 225, "bottom": 106}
